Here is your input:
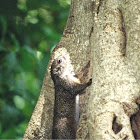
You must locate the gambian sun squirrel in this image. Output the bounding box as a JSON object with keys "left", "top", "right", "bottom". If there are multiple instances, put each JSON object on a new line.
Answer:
{"left": 51, "top": 55, "right": 92, "bottom": 139}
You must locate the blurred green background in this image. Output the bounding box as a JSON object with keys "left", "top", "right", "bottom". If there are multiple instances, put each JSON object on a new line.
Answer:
{"left": 0, "top": 0, "right": 70, "bottom": 139}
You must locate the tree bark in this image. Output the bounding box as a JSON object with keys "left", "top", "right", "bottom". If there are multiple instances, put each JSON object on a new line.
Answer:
{"left": 87, "top": 0, "right": 140, "bottom": 139}
{"left": 23, "top": 0, "right": 140, "bottom": 139}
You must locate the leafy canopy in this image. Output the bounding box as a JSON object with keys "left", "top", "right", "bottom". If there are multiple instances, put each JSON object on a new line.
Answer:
{"left": 0, "top": 0, "right": 70, "bottom": 138}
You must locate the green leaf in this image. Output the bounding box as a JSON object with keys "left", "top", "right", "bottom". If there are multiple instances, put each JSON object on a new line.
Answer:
{"left": 0, "top": 16, "right": 7, "bottom": 41}
{"left": 0, "top": 127, "right": 16, "bottom": 139}
{"left": 24, "top": 72, "right": 40, "bottom": 94}
{"left": 9, "top": 33, "right": 20, "bottom": 52}
{"left": 13, "top": 95, "right": 25, "bottom": 110}
{"left": 0, "top": 123, "right": 2, "bottom": 135}
{"left": 19, "top": 46, "right": 38, "bottom": 71}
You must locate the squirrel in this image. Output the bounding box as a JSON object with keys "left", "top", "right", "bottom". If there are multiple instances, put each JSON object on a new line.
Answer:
{"left": 51, "top": 55, "right": 92, "bottom": 139}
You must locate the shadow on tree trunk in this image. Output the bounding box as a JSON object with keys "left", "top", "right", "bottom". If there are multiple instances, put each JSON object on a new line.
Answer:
{"left": 130, "top": 107, "right": 140, "bottom": 139}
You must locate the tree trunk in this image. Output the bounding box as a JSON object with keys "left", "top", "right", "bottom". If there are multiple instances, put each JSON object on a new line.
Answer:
{"left": 23, "top": 0, "right": 140, "bottom": 139}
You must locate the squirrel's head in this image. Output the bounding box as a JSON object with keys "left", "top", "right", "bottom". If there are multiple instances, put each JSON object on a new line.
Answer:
{"left": 51, "top": 56, "right": 67, "bottom": 79}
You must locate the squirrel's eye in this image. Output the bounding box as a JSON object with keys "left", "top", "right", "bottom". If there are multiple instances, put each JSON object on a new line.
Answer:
{"left": 58, "top": 58, "right": 62, "bottom": 63}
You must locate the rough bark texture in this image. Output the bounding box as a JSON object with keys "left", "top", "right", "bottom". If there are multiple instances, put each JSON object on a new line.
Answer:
{"left": 23, "top": 0, "right": 93, "bottom": 139}
{"left": 88, "top": 0, "right": 140, "bottom": 139}
{"left": 23, "top": 0, "right": 140, "bottom": 139}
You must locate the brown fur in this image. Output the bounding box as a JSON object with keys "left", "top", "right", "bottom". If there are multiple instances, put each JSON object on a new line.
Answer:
{"left": 51, "top": 56, "right": 92, "bottom": 139}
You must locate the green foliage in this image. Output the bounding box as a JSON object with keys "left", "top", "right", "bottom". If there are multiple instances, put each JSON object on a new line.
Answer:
{"left": 0, "top": 0, "right": 70, "bottom": 138}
